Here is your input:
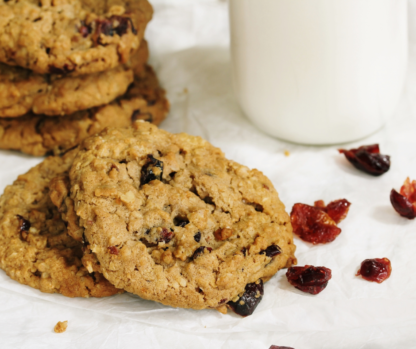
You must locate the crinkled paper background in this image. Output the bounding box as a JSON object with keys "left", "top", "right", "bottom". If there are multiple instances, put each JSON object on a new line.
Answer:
{"left": 1, "top": 0, "right": 416, "bottom": 347}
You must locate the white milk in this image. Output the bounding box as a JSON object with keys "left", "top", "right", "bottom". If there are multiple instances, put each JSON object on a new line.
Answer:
{"left": 229, "top": 0, "right": 408, "bottom": 144}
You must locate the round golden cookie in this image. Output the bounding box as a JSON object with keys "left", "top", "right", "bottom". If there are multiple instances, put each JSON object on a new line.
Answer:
{"left": 68, "top": 122, "right": 297, "bottom": 312}
{"left": 0, "top": 40, "right": 149, "bottom": 118}
{"left": 0, "top": 148, "right": 123, "bottom": 298}
{"left": 0, "top": 64, "right": 169, "bottom": 156}
{"left": 0, "top": 0, "right": 152, "bottom": 75}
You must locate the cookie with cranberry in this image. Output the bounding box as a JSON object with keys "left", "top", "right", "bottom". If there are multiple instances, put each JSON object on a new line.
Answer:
{"left": 0, "top": 148, "right": 123, "bottom": 297}
{"left": 0, "top": 40, "right": 149, "bottom": 118}
{"left": 0, "top": 64, "right": 169, "bottom": 156}
{"left": 0, "top": 0, "right": 152, "bottom": 75}
{"left": 68, "top": 122, "right": 296, "bottom": 312}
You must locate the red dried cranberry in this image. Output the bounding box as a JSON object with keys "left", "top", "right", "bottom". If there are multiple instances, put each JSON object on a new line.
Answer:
{"left": 314, "top": 199, "right": 351, "bottom": 224}
{"left": 194, "top": 232, "right": 201, "bottom": 242}
{"left": 192, "top": 246, "right": 212, "bottom": 260}
{"left": 140, "top": 155, "right": 164, "bottom": 185}
{"left": 290, "top": 203, "right": 341, "bottom": 244}
{"left": 159, "top": 228, "right": 173, "bottom": 243}
{"left": 356, "top": 258, "right": 391, "bottom": 283}
{"left": 227, "top": 280, "right": 264, "bottom": 317}
{"left": 260, "top": 245, "right": 281, "bottom": 258}
{"left": 390, "top": 178, "right": 416, "bottom": 219}
{"left": 338, "top": 144, "right": 390, "bottom": 176}
{"left": 108, "top": 246, "right": 119, "bottom": 255}
{"left": 286, "top": 265, "right": 332, "bottom": 295}
{"left": 269, "top": 346, "right": 295, "bottom": 349}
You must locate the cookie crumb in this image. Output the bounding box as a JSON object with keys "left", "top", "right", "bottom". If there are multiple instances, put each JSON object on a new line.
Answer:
{"left": 54, "top": 321, "right": 68, "bottom": 333}
{"left": 284, "top": 150, "right": 290, "bottom": 157}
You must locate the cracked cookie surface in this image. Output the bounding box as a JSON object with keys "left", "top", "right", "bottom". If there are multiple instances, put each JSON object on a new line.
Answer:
{"left": 0, "top": 148, "right": 123, "bottom": 297}
{"left": 0, "top": 40, "right": 149, "bottom": 118}
{"left": 0, "top": 0, "right": 152, "bottom": 75}
{"left": 69, "top": 123, "right": 296, "bottom": 311}
{"left": 0, "top": 64, "right": 169, "bottom": 156}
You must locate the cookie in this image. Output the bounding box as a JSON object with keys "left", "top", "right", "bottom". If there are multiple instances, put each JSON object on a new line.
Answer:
{"left": 0, "top": 64, "right": 169, "bottom": 156}
{"left": 68, "top": 122, "right": 297, "bottom": 312}
{"left": 0, "top": 40, "right": 149, "bottom": 118}
{"left": 0, "top": 0, "right": 152, "bottom": 75}
{"left": 0, "top": 148, "right": 123, "bottom": 297}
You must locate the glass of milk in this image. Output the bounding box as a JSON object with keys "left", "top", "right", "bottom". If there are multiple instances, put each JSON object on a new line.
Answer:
{"left": 229, "top": 0, "right": 408, "bottom": 144}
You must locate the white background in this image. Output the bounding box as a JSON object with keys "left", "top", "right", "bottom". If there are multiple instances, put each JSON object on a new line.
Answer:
{"left": 1, "top": 1, "right": 416, "bottom": 348}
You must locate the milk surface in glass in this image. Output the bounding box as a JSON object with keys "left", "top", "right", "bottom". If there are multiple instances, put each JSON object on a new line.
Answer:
{"left": 229, "top": 0, "right": 408, "bottom": 144}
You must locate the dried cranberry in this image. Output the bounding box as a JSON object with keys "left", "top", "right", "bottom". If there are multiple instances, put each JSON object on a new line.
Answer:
{"left": 192, "top": 246, "right": 212, "bottom": 260}
{"left": 17, "top": 215, "right": 31, "bottom": 241}
{"left": 260, "top": 245, "right": 281, "bottom": 258}
{"left": 227, "top": 280, "right": 264, "bottom": 317}
{"left": 338, "top": 144, "right": 390, "bottom": 176}
{"left": 390, "top": 178, "right": 416, "bottom": 219}
{"left": 286, "top": 265, "right": 332, "bottom": 295}
{"left": 356, "top": 258, "right": 391, "bottom": 283}
{"left": 314, "top": 199, "right": 351, "bottom": 224}
{"left": 290, "top": 203, "right": 341, "bottom": 244}
{"left": 194, "top": 232, "right": 201, "bottom": 242}
{"left": 159, "top": 228, "right": 173, "bottom": 243}
{"left": 108, "top": 246, "right": 119, "bottom": 255}
{"left": 111, "top": 15, "right": 137, "bottom": 36}
{"left": 269, "top": 346, "right": 295, "bottom": 349}
{"left": 78, "top": 21, "right": 91, "bottom": 37}
{"left": 140, "top": 155, "right": 164, "bottom": 185}
{"left": 17, "top": 215, "right": 30, "bottom": 232}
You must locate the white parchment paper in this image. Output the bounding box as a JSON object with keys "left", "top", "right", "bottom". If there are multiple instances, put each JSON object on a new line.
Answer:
{"left": 1, "top": 1, "right": 416, "bottom": 348}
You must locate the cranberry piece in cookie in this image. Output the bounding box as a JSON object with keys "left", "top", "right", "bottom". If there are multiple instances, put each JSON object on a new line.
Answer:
{"left": 338, "top": 144, "right": 390, "bottom": 176}
{"left": 260, "top": 245, "right": 282, "bottom": 258}
{"left": 227, "top": 280, "right": 264, "bottom": 317}
{"left": 286, "top": 265, "right": 332, "bottom": 295}
{"left": 141, "top": 155, "right": 164, "bottom": 185}
{"left": 390, "top": 178, "right": 416, "bottom": 219}
{"left": 356, "top": 258, "right": 392, "bottom": 283}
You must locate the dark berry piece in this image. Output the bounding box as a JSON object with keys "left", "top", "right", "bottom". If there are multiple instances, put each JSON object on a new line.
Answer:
{"left": 390, "top": 178, "right": 416, "bottom": 219}
{"left": 17, "top": 215, "right": 31, "bottom": 241}
{"left": 17, "top": 215, "right": 30, "bottom": 232}
{"left": 78, "top": 21, "right": 91, "bottom": 37}
{"left": 140, "top": 155, "right": 164, "bottom": 185}
{"left": 111, "top": 15, "right": 137, "bottom": 36}
{"left": 314, "top": 199, "right": 351, "bottom": 224}
{"left": 260, "top": 245, "right": 281, "bottom": 258}
{"left": 159, "top": 228, "right": 174, "bottom": 243}
{"left": 227, "top": 280, "right": 264, "bottom": 317}
{"left": 286, "top": 265, "right": 332, "bottom": 295}
{"left": 338, "top": 144, "right": 390, "bottom": 176}
{"left": 192, "top": 246, "right": 212, "bottom": 260}
{"left": 108, "top": 246, "right": 119, "bottom": 255}
{"left": 194, "top": 232, "right": 201, "bottom": 242}
{"left": 290, "top": 203, "right": 341, "bottom": 244}
{"left": 174, "top": 217, "right": 189, "bottom": 227}
{"left": 356, "top": 258, "right": 391, "bottom": 283}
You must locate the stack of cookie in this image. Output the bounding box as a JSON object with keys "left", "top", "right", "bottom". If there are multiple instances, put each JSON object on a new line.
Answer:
{"left": 0, "top": 0, "right": 169, "bottom": 156}
{"left": 0, "top": 122, "right": 297, "bottom": 316}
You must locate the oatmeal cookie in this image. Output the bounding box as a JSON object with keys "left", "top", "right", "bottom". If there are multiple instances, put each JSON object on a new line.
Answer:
{"left": 0, "top": 64, "right": 169, "bottom": 156}
{"left": 68, "top": 123, "right": 296, "bottom": 311}
{"left": 0, "top": 40, "right": 149, "bottom": 118}
{"left": 0, "top": 0, "right": 152, "bottom": 75}
{"left": 0, "top": 148, "right": 123, "bottom": 297}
